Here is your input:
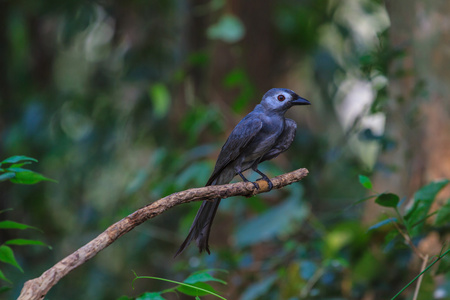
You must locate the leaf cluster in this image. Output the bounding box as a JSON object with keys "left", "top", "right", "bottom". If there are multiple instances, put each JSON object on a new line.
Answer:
{"left": 0, "top": 214, "right": 50, "bottom": 288}
{"left": 0, "top": 156, "right": 56, "bottom": 185}
{"left": 0, "top": 156, "right": 52, "bottom": 293}
{"left": 358, "top": 175, "right": 450, "bottom": 299}
{"left": 118, "top": 270, "right": 227, "bottom": 300}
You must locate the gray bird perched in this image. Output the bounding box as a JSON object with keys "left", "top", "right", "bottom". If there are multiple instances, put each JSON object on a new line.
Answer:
{"left": 174, "top": 88, "right": 310, "bottom": 257}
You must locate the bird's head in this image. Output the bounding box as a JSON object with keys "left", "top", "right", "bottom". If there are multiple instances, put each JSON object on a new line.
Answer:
{"left": 261, "top": 88, "right": 310, "bottom": 112}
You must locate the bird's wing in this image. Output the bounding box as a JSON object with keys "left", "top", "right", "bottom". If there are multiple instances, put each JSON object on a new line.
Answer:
{"left": 206, "top": 115, "right": 263, "bottom": 186}
{"left": 259, "top": 118, "right": 297, "bottom": 163}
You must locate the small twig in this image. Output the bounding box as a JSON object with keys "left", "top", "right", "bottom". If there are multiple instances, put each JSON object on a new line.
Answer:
{"left": 412, "top": 254, "right": 429, "bottom": 300}
{"left": 18, "top": 168, "right": 309, "bottom": 300}
{"left": 391, "top": 248, "right": 450, "bottom": 300}
{"left": 390, "top": 217, "right": 425, "bottom": 260}
{"left": 300, "top": 267, "right": 324, "bottom": 298}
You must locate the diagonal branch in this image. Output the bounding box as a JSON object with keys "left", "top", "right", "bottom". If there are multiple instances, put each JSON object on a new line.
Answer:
{"left": 17, "top": 168, "right": 309, "bottom": 300}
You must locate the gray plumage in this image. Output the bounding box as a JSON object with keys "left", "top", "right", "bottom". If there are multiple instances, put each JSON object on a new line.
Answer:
{"left": 174, "top": 88, "right": 310, "bottom": 257}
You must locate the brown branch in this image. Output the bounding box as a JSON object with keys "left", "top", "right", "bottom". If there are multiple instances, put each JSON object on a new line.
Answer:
{"left": 412, "top": 254, "right": 429, "bottom": 300}
{"left": 18, "top": 168, "right": 309, "bottom": 300}
{"left": 390, "top": 217, "right": 425, "bottom": 260}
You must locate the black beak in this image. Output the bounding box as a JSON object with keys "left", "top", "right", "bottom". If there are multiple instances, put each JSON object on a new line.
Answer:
{"left": 291, "top": 95, "right": 311, "bottom": 105}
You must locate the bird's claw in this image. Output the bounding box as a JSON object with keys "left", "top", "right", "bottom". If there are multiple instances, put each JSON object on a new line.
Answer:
{"left": 251, "top": 181, "right": 259, "bottom": 190}
{"left": 252, "top": 168, "right": 274, "bottom": 191}
{"left": 238, "top": 172, "right": 260, "bottom": 190}
{"left": 265, "top": 178, "right": 273, "bottom": 191}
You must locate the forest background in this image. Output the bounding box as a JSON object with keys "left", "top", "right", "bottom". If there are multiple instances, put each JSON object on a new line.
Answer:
{"left": 0, "top": 0, "right": 449, "bottom": 299}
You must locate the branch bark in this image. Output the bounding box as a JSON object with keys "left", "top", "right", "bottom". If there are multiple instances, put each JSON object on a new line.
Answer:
{"left": 18, "top": 168, "right": 308, "bottom": 300}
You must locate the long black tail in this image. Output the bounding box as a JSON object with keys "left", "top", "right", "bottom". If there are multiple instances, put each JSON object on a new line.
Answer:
{"left": 174, "top": 197, "right": 221, "bottom": 257}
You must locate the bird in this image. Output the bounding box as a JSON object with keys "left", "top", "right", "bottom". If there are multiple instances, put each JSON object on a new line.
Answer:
{"left": 174, "top": 88, "right": 310, "bottom": 257}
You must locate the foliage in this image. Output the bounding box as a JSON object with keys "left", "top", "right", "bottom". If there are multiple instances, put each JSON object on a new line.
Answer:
{"left": 359, "top": 176, "right": 450, "bottom": 299}
{"left": 0, "top": 156, "right": 55, "bottom": 185}
{"left": 391, "top": 248, "right": 450, "bottom": 300}
{"left": 121, "top": 270, "right": 227, "bottom": 300}
{"left": 0, "top": 0, "right": 448, "bottom": 299}
{"left": 0, "top": 157, "right": 51, "bottom": 292}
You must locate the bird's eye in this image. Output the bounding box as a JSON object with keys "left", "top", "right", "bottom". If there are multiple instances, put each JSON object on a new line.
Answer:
{"left": 277, "top": 95, "right": 285, "bottom": 101}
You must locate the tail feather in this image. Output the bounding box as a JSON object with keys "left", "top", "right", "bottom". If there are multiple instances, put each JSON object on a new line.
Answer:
{"left": 174, "top": 169, "right": 234, "bottom": 258}
{"left": 174, "top": 198, "right": 221, "bottom": 258}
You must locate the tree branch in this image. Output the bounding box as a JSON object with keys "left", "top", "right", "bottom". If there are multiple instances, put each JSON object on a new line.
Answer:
{"left": 18, "top": 168, "right": 309, "bottom": 300}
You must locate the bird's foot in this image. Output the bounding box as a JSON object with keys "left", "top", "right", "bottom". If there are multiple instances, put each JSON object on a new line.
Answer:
{"left": 265, "top": 178, "right": 274, "bottom": 191}
{"left": 250, "top": 181, "right": 260, "bottom": 190}
{"left": 244, "top": 177, "right": 260, "bottom": 190}
{"left": 252, "top": 168, "right": 273, "bottom": 191}
{"left": 259, "top": 176, "right": 273, "bottom": 191}
{"left": 238, "top": 171, "right": 260, "bottom": 190}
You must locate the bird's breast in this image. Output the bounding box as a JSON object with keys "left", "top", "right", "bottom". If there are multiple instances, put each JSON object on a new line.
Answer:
{"left": 242, "top": 116, "right": 285, "bottom": 162}
{"left": 260, "top": 114, "right": 285, "bottom": 139}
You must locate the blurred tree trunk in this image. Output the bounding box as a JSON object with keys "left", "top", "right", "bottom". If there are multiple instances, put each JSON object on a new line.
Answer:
{"left": 0, "top": 2, "right": 13, "bottom": 210}
{"left": 0, "top": 1, "right": 11, "bottom": 127}
{"left": 366, "top": 1, "right": 450, "bottom": 222}
{"left": 374, "top": 0, "right": 418, "bottom": 201}
{"left": 412, "top": 1, "right": 450, "bottom": 199}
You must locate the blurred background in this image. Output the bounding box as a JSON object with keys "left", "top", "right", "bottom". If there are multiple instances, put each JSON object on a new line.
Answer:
{"left": 0, "top": 0, "right": 449, "bottom": 299}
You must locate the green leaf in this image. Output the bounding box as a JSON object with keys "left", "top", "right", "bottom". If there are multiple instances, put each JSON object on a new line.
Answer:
{"left": 368, "top": 218, "right": 397, "bottom": 231}
{"left": 188, "top": 51, "right": 209, "bottom": 67}
{"left": 413, "top": 179, "right": 449, "bottom": 202}
{"left": 5, "top": 239, "right": 48, "bottom": 248}
{"left": 136, "top": 292, "right": 166, "bottom": 300}
{"left": 324, "top": 221, "right": 368, "bottom": 258}
{"left": 175, "top": 161, "right": 211, "bottom": 189}
{"left": 1, "top": 156, "right": 38, "bottom": 164}
{"left": 222, "top": 68, "right": 256, "bottom": 113}
{"left": 0, "top": 286, "right": 12, "bottom": 294}
{"left": 0, "top": 269, "right": 11, "bottom": 284}
{"left": 184, "top": 271, "right": 227, "bottom": 285}
{"left": 240, "top": 274, "right": 277, "bottom": 300}
{"left": 223, "top": 68, "right": 247, "bottom": 87}
{"left": 405, "top": 179, "right": 449, "bottom": 236}
{"left": 384, "top": 230, "right": 399, "bottom": 245}
{"left": 177, "top": 282, "right": 218, "bottom": 297}
{"left": 207, "top": 14, "right": 245, "bottom": 43}
{"left": 132, "top": 273, "right": 227, "bottom": 300}
{"left": 391, "top": 249, "right": 450, "bottom": 299}
{"left": 436, "top": 250, "right": 450, "bottom": 275}
{"left": 0, "top": 208, "right": 13, "bottom": 215}
{"left": 9, "top": 170, "right": 56, "bottom": 185}
{"left": 0, "top": 173, "right": 15, "bottom": 182}
{"left": 358, "top": 175, "right": 373, "bottom": 189}
{"left": 434, "top": 198, "right": 450, "bottom": 226}
{"left": 349, "top": 194, "right": 377, "bottom": 207}
{"left": 6, "top": 167, "right": 33, "bottom": 173}
{"left": 0, "top": 245, "right": 23, "bottom": 272}
{"left": 235, "top": 190, "right": 308, "bottom": 247}
{"left": 148, "top": 83, "right": 171, "bottom": 118}
{"left": 375, "top": 193, "right": 400, "bottom": 208}
{"left": 180, "top": 105, "right": 223, "bottom": 145}
{"left": 10, "top": 162, "right": 32, "bottom": 168}
{"left": 0, "top": 220, "right": 39, "bottom": 231}
{"left": 352, "top": 252, "right": 383, "bottom": 283}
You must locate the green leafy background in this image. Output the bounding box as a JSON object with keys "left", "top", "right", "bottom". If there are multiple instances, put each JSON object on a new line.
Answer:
{"left": 0, "top": 0, "right": 448, "bottom": 299}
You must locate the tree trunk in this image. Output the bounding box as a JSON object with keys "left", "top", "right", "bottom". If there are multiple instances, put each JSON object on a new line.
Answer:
{"left": 366, "top": 0, "right": 450, "bottom": 223}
